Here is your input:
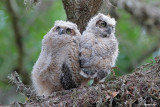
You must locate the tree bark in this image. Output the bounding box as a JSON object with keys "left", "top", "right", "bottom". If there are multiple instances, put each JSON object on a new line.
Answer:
{"left": 62, "top": 0, "right": 103, "bottom": 33}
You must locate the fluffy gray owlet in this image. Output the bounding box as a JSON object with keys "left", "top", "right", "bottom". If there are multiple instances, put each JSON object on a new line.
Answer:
{"left": 31, "top": 21, "right": 82, "bottom": 96}
{"left": 79, "top": 13, "right": 119, "bottom": 84}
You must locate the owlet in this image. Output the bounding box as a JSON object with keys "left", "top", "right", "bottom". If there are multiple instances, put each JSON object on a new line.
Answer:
{"left": 79, "top": 13, "right": 119, "bottom": 84}
{"left": 32, "top": 21, "right": 82, "bottom": 96}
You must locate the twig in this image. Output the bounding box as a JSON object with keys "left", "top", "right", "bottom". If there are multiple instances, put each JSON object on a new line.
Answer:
{"left": 8, "top": 71, "right": 36, "bottom": 98}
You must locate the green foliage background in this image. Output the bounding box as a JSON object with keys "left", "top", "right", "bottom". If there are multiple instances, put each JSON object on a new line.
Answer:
{"left": 0, "top": 0, "right": 159, "bottom": 105}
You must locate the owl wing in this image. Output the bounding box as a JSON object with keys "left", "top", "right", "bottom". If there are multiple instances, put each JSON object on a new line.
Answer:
{"left": 60, "top": 39, "right": 81, "bottom": 90}
{"left": 80, "top": 39, "right": 113, "bottom": 79}
{"left": 60, "top": 62, "right": 77, "bottom": 90}
{"left": 79, "top": 35, "right": 97, "bottom": 78}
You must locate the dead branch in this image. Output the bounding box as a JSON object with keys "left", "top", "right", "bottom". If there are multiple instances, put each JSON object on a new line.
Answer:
{"left": 8, "top": 71, "right": 37, "bottom": 98}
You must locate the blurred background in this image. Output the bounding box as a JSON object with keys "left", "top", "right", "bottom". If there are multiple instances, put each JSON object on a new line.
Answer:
{"left": 0, "top": 0, "right": 160, "bottom": 105}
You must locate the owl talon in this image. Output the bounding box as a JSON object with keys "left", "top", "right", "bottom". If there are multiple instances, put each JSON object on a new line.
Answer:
{"left": 80, "top": 70, "right": 89, "bottom": 78}
{"left": 99, "top": 77, "right": 106, "bottom": 83}
{"left": 80, "top": 70, "right": 97, "bottom": 78}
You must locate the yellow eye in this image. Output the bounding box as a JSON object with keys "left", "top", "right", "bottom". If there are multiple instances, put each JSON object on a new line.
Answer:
{"left": 100, "top": 22, "right": 106, "bottom": 27}
{"left": 56, "top": 26, "right": 60, "bottom": 31}
{"left": 66, "top": 28, "right": 72, "bottom": 34}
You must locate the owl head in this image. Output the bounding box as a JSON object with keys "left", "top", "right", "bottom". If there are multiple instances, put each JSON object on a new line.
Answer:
{"left": 51, "top": 20, "right": 81, "bottom": 37}
{"left": 85, "top": 13, "right": 116, "bottom": 38}
{"left": 42, "top": 20, "right": 80, "bottom": 52}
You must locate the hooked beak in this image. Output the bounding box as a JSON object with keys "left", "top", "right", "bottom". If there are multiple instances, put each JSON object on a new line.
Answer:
{"left": 106, "top": 27, "right": 112, "bottom": 35}
{"left": 58, "top": 28, "right": 65, "bottom": 35}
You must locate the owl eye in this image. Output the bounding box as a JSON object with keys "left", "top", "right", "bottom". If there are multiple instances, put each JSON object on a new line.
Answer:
{"left": 100, "top": 22, "right": 107, "bottom": 27}
{"left": 66, "top": 28, "right": 72, "bottom": 34}
{"left": 56, "top": 26, "right": 60, "bottom": 31}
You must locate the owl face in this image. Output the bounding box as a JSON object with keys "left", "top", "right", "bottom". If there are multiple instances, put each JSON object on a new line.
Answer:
{"left": 42, "top": 21, "right": 80, "bottom": 50}
{"left": 52, "top": 21, "right": 80, "bottom": 37}
{"left": 96, "top": 20, "right": 115, "bottom": 38}
{"left": 86, "top": 13, "right": 116, "bottom": 38}
{"left": 53, "top": 26, "right": 76, "bottom": 36}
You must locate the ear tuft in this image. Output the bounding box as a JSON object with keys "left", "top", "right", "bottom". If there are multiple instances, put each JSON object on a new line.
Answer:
{"left": 54, "top": 20, "right": 61, "bottom": 26}
{"left": 107, "top": 14, "right": 111, "bottom": 18}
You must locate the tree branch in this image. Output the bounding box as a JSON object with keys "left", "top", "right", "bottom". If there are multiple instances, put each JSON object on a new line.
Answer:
{"left": 8, "top": 71, "right": 35, "bottom": 98}
{"left": 6, "top": 0, "right": 30, "bottom": 84}
{"left": 9, "top": 57, "right": 160, "bottom": 106}
{"left": 109, "top": 0, "right": 160, "bottom": 31}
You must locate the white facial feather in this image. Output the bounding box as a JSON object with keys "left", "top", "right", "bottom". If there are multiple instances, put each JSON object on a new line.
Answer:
{"left": 53, "top": 20, "right": 81, "bottom": 36}
{"left": 86, "top": 13, "right": 116, "bottom": 31}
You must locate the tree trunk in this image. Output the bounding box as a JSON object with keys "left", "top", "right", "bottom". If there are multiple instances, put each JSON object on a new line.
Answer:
{"left": 62, "top": 0, "right": 103, "bottom": 33}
